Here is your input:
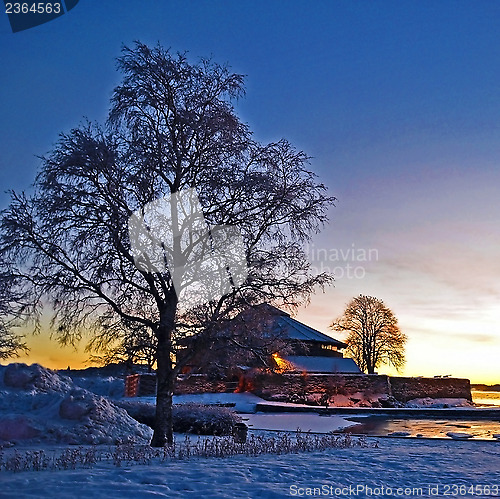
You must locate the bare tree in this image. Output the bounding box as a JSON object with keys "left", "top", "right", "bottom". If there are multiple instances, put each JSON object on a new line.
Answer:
{"left": 330, "top": 295, "right": 406, "bottom": 374}
{"left": 0, "top": 42, "right": 335, "bottom": 446}
{"left": 0, "top": 326, "right": 27, "bottom": 360}
{"left": 0, "top": 271, "right": 28, "bottom": 360}
{"left": 86, "top": 324, "right": 157, "bottom": 373}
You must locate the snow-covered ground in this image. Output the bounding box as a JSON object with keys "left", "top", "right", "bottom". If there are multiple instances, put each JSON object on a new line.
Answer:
{"left": 405, "top": 397, "right": 473, "bottom": 408}
{"left": 2, "top": 438, "right": 500, "bottom": 498}
{"left": 173, "top": 392, "right": 264, "bottom": 413}
{"left": 243, "top": 413, "right": 355, "bottom": 433}
{"left": 2, "top": 363, "right": 500, "bottom": 498}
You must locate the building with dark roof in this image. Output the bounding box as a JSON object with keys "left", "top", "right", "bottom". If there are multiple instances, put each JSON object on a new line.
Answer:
{"left": 259, "top": 305, "right": 361, "bottom": 374}
{"left": 182, "top": 304, "right": 361, "bottom": 376}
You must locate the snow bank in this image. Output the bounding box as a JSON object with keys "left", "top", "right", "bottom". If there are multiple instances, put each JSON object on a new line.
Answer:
{"left": 405, "top": 397, "right": 474, "bottom": 408}
{"left": 1, "top": 438, "right": 500, "bottom": 498}
{"left": 69, "top": 375, "right": 125, "bottom": 399}
{"left": 243, "top": 412, "right": 355, "bottom": 433}
{"left": 0, "top": 363, "right": 152, "bottom": 446}
{"left": 172, "top": 392, "right": 264, "bottom": 412}
{"left": 126, "top": 393, "right": 264, "bottom": 417}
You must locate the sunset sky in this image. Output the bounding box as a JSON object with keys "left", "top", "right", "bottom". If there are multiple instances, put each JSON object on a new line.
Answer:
{"left": 1, "top": 2, "right": 500, "bottom": 383}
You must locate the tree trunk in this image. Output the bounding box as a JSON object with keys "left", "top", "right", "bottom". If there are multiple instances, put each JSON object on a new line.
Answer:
{"left": 151, "top": 332, "right": 174, "bottom": 446}
{"left": 151, "top": 304, "right": 176, "bottom": 447}
{"left": 366, "top": 356, "right": 375, "bottom": 374}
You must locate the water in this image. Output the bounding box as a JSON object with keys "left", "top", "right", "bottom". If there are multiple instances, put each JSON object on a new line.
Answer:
{"left": 472, "top": 390, "right": 500, "bottom": 407}
{"left": 341, "top": 417, "right": 500, "bottom": 440}
{"left": 338, "top": 391, "right": 500, "bottom": 440}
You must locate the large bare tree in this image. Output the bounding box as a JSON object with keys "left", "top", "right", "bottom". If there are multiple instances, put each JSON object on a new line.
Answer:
{"left": 330, "top": 295, "right": 407, "bottom": 374}
{"left": 0, "top": 42, "right": 335, "bottom": 446}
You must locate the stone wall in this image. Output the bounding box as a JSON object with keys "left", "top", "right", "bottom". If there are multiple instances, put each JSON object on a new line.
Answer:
{"left": 247, "top": 373, "right": 471, "bottom": 405}
{"left": 173, "top": 375, "right": 236, "bottom": 395}
{"left": 389, "top": 376, "right": 472, "bottom": 402}
{"left": 249, "top": 372, "right": 392, "bottom": 404}
{"left": 132, "top": 372, "right": 472, "bottom": 405}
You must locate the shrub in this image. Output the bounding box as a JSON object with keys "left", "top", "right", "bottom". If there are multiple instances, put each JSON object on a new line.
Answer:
{"left": 172, "top": 404, "right": 241, "bottom": 436}
{"left": 117, "top": 401, "right": 241, "bottom": 436}
{"left": 116, "top": 400, "right": 156, "bottom": 427}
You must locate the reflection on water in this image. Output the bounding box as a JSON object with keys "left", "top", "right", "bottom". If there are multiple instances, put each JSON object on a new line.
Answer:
{"left": 472, "top": 390, "right": 500, "bottom": 407}
{"left": 334, "top": 390, "right": 500, "bottom": 440}
{"left": 341, "top": 417, "right": 500, "bottom": 440}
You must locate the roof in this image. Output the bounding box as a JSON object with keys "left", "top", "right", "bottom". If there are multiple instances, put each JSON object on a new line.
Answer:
{"left": 284, "top": 356, "right": 361, "bottom": 374}
{"left": 276, "top": 315, "right": 347, "bottom": 348}
{"left": 237, "top": 303, "right": 347, "bottom": 349}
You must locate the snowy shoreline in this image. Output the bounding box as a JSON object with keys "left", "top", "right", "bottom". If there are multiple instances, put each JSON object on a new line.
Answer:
{"left": 2, "top": 438, "right": 500, "bottom": 498}
{"left": 2, "top": 363, "right": 500, "bottom": 497}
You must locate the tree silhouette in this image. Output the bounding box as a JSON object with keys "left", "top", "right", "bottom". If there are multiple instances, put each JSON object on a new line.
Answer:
{"left": 0, "top": 326, "right": 27, "bottom": 360}
{"left": 330, "top": 295, "right": 406, "bottom": 374}
{"left": 0, "top": 271, "right": 28, "bottom": 360}
{"left": 0, "top": 42, "right": 335, "bottom": 446}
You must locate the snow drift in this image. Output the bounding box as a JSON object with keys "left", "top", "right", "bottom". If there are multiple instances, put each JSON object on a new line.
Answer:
{"left": 405, "top": 397, "right": 474, "bottom": 408}
{"left": 0, "top": 363, "right": 152, "bottom": 446}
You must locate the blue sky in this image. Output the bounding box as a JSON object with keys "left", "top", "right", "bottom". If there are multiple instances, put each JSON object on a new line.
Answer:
{"left": 2, "top": 1, "right": 500, "bottom": 381}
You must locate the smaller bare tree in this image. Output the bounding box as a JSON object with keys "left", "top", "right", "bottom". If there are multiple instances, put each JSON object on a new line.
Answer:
{"left": 0, "top": 326, "right": 27, "bottom": 360}
{"left": 0, "top": 273, "right": 28, "bottom": 360}
{"left": 86, "top": 323, "right": 157, "bottom": 372}
{"left": 330, "top": 294, "right": 406, "bottom": 374}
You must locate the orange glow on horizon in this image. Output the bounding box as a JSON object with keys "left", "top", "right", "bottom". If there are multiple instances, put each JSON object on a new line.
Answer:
{"left": 5, "top": 313, "right": 500, "bottom": 386}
